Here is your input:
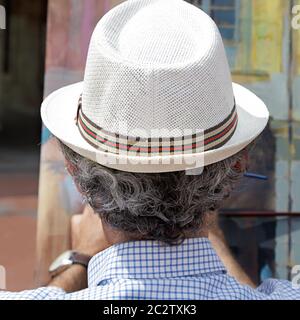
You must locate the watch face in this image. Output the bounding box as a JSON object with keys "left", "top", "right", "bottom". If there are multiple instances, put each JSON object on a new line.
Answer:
{"left": 49, "top": 250, "right": 75, "bottom": 274}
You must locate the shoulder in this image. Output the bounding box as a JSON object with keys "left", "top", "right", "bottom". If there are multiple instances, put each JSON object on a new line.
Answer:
{"left": 0, "top": 287, "right": 66, "bottom": 300}
{"left": 256, "top": 279, "right": 300, "bottom": 300}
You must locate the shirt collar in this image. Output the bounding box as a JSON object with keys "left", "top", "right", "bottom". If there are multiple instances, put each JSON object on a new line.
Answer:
{"left": 88, "top": 237, "right": 226, "bottom": 287}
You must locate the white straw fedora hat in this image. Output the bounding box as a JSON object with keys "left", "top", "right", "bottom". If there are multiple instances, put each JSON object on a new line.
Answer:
{"left": 41, "top": 0, "right": 269, "bottom": 173}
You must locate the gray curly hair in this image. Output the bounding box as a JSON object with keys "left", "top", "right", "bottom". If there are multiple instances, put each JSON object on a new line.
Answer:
{"left": 58, "top": 140, "right": 249, "bottom": 245}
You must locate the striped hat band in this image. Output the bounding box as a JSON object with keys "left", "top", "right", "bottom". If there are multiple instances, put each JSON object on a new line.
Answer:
{"left": 76, "top": 95, "right": 238, "bottom": 156}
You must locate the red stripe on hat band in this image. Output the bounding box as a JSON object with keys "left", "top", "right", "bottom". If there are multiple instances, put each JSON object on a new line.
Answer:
{"left": 76, "top": 96, "right": 238, "bottom": 155}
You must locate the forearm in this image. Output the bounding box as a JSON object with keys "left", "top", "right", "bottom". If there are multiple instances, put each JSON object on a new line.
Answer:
{"left": 208, "top": 214, "right": 255, "bottom": 288}
{"left": 0, "top": 263, "right": 86, "bottom": 300}
{"left": 47, "top": 206, "right": 109, "bottom": 293}
{"left": 209, "top": 231, "right": 255, "bottom": 287}
{"left": 48, "top": 264, "right": 87, "bottom": 293}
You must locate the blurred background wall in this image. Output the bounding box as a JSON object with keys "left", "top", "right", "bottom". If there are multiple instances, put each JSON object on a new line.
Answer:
{"left": 0, "top": 0, "right": 47, "bottom": 290}
{"left": 0, "top": 0, "right": 300, "bottom": 290}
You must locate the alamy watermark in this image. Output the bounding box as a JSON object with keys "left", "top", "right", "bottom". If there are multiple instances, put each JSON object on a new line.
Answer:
{"left": 0, "top": 5, "right": 6, "bottom": 30}
{"left": 0, "top": 265, "right": 6, "bottom": 290}
{"left": 88, "top": 121, "right": 206, "bottom": 174}
{"left": 292, "top": 5, "right": 300, "bottom": 30}
{"left": 292, "top": 265, "right": 300, "bottom": 289}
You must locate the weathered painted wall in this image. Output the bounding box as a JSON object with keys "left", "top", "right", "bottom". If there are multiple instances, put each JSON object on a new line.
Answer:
{"left": 225, "top": 0, "right": 299, "bottom": 280}
{"left": 291, "top": 0, "right": 300, "bottom": 281}
{"left": 234, "top": 0, "right": 284, "bottom": 76}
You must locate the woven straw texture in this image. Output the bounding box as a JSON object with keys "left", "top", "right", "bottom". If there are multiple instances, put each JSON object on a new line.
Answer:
{"left": 82, "top": 0, "right": 234, "bottom": 139}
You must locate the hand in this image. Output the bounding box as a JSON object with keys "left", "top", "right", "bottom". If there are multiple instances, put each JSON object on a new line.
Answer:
{"left": 71, "top": 206, "right": 110, "bottom": 256}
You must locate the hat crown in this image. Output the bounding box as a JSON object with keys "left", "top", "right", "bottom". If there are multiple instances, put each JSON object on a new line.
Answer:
{"left": 82, "top": 0, "right": 234, "bottom": 138}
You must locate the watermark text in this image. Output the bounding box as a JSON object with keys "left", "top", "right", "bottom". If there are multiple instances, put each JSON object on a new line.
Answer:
{"left": 292, "top": 265, "right": 300, "bottom": 289}
{"left": 292, "top": 5, "right": 300, "bottom": 30}
{"left": 0, "top": 265, "right": 6, "bottom": 290}
{"left": 0, "top": 5, "right": 6, "bottom": 30}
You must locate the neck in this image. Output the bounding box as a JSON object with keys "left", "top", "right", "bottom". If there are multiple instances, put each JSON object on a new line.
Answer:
{"left": 101, "top": 220, "right": 209, "bottom": 247}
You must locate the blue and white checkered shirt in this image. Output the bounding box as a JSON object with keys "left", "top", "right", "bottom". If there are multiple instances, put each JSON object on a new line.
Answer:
{"left": 0, "top": 238, "right": 299, "bottom": 300}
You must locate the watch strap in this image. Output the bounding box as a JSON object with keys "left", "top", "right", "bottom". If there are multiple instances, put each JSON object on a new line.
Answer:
{"left": 70, "top": 252, "right": 92, "bottom": 268}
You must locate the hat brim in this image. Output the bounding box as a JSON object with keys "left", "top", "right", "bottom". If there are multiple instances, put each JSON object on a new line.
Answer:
{"left": 41, "top": 82, "right": 269, "bottom": 173}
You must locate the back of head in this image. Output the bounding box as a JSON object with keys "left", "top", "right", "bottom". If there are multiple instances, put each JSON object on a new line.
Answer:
{"left": 59, "top": 140, "right": 249, "bottom": 244}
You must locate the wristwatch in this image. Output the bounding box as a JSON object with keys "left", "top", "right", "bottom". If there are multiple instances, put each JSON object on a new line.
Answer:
{"left": 49, "top": 251, "right": 92, "bottom": 277}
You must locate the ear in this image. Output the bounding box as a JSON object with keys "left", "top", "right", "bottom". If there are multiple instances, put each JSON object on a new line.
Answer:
{"left": 65, "top": 160, "right": 84, "bottom": 195}
{"left": 65, "top": 159, "right": 77, "bottom": 176}
{"left": 233, "top": 149, "right": 249, "bottom": 172}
